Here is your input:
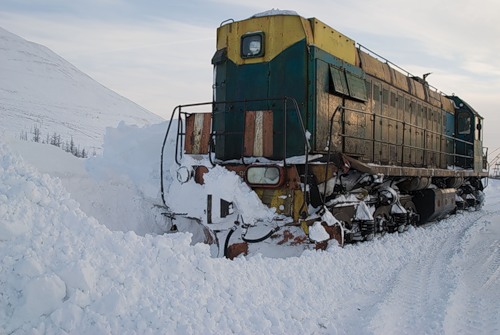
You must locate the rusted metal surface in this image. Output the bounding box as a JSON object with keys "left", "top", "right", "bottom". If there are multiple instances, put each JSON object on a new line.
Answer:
{"left": 390, "top": 67, "right": 409, "bottom": 91}
{"left": 185, "top": 113, "right": 211, "bottom": 154}
{"left": 367, "top": 164, "right": 488, "bottom": 177}
{"left": 358, "top": 50, "right": 391, "bottom": 83}
{"left": 244, "top": 110, "right": 273, "bottom": 157}
{"left": 194, "top": 165, "right": 209, "bottom": 184}
{"left": 345, "top": 153, "right": 487, "bottom": 177}
{"left": 309, "top": 164, "right": 338, "bottom": 183}
{"left": 315, "top": 61, "right": 343, "bottom": 153}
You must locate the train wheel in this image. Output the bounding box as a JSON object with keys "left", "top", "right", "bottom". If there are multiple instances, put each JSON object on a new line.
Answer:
{"left": 403, "top": 201, "right": 419, "bottom": 226}
{"left": 475, "top": 190, "right": 485, "bottom": 210}
{"left": 332, "top": 212, "right": 351, "bottom": 246}
{"left": 373, "top": 206, "right": 393, "bottom": 234}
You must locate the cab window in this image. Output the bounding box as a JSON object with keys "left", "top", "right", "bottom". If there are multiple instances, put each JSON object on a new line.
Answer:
{"left": 457, "top": 112, "right": 471, "bottom": 135}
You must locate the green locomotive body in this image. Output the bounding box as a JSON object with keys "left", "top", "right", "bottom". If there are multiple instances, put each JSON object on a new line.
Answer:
{"left": 161, "top": 10, "right": 488, "bottom": 257}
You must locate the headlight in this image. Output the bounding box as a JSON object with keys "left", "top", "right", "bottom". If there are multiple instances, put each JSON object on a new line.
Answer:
{"left": 176, "top": 166, "right": 193, "bottom": 184}
{"left": 241, "top": 32, "right": 264, "bottom": 58}
{"left": 245, "top": 165, "right": 282, "bottom": 186}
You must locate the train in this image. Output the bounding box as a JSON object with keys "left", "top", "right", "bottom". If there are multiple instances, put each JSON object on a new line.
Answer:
{"left": 160, "top": 10, "right": 489, "bottom": 258}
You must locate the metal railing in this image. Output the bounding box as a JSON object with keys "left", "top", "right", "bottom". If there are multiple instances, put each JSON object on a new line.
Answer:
{"left": 160, "top": 97, "right": 310, "bottom": 207}
{"left": 334, "top": 104, "right": 476, "bottom": 169}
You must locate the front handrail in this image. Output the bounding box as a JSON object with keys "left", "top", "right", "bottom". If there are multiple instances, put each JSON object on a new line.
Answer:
{"left": 160, "top": 97, "right": 309, "bottom": 208}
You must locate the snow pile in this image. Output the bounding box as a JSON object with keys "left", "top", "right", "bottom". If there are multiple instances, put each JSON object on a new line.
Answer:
{"left": 8, "top": 122, "right": 169, "bottom": 235}
{"left": 2, "top": 125, "right": 500, "bottom": 333}
{"left": 308, "top": 222, "right": 330, "bottom": 242}
{"left": 166, "top": 163, "right": 276, "bottom": 224}
{"left": 252, "top": 9, "right": 299, "bottom": 17}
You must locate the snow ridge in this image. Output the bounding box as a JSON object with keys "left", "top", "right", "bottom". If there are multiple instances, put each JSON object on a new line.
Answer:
{"left": 1, "top": 130, "right": 500, "bottom": 333}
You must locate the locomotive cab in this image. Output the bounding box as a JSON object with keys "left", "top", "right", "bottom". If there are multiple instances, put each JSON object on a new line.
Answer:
{"left": 449, "top": 95, "right": 485, "bottom": 172}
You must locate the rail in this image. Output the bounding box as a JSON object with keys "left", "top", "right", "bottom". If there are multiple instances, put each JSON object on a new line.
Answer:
{"left": 160, "top": 97, "right": 310, "bottom": 208}
{"left": 333, "top": 104, "right": 477, "bottom": 169}
{"left": 357, "top": 44, "right": 447, "bottom": 97}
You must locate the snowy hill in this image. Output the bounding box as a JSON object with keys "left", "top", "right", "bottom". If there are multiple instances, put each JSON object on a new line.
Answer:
{"left": 0, "top": 27, "right": 163, "bottom": 152}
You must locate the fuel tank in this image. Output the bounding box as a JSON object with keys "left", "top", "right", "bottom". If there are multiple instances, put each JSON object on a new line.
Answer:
{"left": 412, "top": 188, "right": 456, "bottom": 224}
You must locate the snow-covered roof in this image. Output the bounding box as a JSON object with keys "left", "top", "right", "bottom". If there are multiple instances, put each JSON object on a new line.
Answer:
{"left": 251, "top": 9, "right": 299, "bottom": 18}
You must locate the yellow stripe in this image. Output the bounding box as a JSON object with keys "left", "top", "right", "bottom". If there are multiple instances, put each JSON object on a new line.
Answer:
{"left": 308, "top": 18, "right": 356, "bottom": 65}
{"left": 217, "top": 15, "right": 308, "bottom": 65}
{"left": 216, "top": 15, "right": 356, "bottom": 65}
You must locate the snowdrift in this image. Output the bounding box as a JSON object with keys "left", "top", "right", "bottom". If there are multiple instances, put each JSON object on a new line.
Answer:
{"left": 1, "top": 122, "right": 499, "bottom": 334}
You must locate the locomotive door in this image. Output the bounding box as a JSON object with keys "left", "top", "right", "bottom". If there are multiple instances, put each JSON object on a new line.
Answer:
{"left": 455, "top": 110, "right": 474, "bottom": 168}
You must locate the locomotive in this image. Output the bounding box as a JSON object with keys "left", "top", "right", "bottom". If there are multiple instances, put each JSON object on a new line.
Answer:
{"left": 160, "top": 10, "right": 488, "bottom": 258}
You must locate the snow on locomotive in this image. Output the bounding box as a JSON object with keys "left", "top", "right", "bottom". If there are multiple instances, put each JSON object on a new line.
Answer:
{"left": 160, "top": 10, "right": 488, "bottom": 258}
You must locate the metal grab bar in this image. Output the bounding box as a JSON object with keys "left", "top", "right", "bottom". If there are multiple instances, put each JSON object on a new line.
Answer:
{"left": 334, "top": 104, "right": 476, "bottom": 168}
{"left": 160, "top": 97, "right": 310, "bottom": 207}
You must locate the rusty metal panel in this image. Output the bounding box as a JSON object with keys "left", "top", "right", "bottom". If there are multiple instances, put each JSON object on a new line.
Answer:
{"left": 315, "top": 60, "right": 343, "bottom": 153}
{"left": 358, "top": 51, "right": 391, "bottom": 83}
{"left": 423, "top": 106, "right": 433, "bottom": 165}
{"left": 413, "top": 80, "right": 426, "bottom": 100}
{"left": 372, "top": 80, "right": 383, "bottom": 163}
{"left": 185, "top": 113, "right": 211, "bottom": 154}
{"left": 396, "top": 92, "right": 405, "bottom": 164}
{"left": 309, "top": 164, "right": 338, "bottom": 183}
{"left": 388, "top": 89, "right": 398, "bottom": 164}
{"left": 428, "top": 89, "right": 442, "bottom": 108}
{"left": 244, "top": 111, "right": 256, "bottom": 156}
{"left": 380, "top": 85, "right": 390, "bottom": 164}
{"left": 343, "top": 99, "right": 369, "bottom": 159}
{"left": 390, "top": 67, "right": 409, "bottom": 91}
{"left": 415, "top": 102, "right": 424, "bottom": 164}
{"left": 441, "top": 96, "right": 454, "bottom": 113}
{"left": 262, "top": 111, "right": 273, "bottom": 157}
{"left": 244, "top": 110, "right": 273, "bottom": 157}
{"left": 439, "top": 133, "right": 446, "bottom": 169}
{"left": 402, "top": 96, "right": 411, "bottom": 165}
{"left": 410, "top": 98, "right": 422, "bottom": 166}
{"left": 406, "top": 77, "right": 415, "bottom": 96}
{"left": 425, "top": 132, "right": 433, "bottom": 166}
{"left": 438, "top": 110, "right": 447, "bottom": 168}
{"left": 382, "top": 63, "right": 392, "bottom": 85}
{"left": 367, "top": 164, "right": 488, "bottom": 178}
{"left": 474, "top": 140, "right": 483, "bottom": 172}
{"left": 354, "top": 47, "right": 361, "bottom": 67}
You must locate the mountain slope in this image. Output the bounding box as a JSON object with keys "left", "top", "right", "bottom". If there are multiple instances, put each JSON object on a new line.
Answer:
{"left": 0, "top": 27, "right": 163, "bottom": 151}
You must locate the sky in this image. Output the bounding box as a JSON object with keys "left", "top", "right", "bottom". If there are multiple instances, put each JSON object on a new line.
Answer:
{"left": 1, "top": 0, "right": 499, "bottom": 156}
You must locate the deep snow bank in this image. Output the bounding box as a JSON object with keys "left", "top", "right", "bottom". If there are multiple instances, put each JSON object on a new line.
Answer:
{"left": 8, "top": 122, "right": 170, "bottom": 235}
{"left": 1, "top": 123, "right": 499, "bottom": 334}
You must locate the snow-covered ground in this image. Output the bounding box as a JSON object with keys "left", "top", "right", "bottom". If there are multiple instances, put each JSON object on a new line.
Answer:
{"left": 1, "top": 122, "right": 499, "bottom": 334}
{"left": 1, "top": 23, "right": 498, "bottom": 335}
